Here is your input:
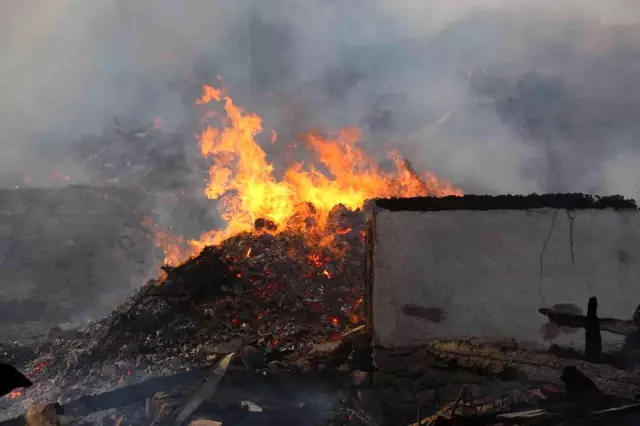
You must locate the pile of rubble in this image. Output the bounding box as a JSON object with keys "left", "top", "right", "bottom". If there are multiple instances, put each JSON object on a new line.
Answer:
{"left": 0, "top": 207, "right": 371, "bottom": 424}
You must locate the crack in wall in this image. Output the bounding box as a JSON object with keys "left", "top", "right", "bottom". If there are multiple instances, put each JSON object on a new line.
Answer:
{"left": 566, "top": 210, "right": 577, "bottom": 264}
{"left": 537, "top": 210, "right": 559, "bottom": 307}
{"left": 538, "top": 209, "right": 579, "bottom": 307}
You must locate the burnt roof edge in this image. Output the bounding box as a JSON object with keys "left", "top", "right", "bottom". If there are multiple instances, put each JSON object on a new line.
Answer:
{"left": 372, "top": 194, "right": 638, "bottom": 212}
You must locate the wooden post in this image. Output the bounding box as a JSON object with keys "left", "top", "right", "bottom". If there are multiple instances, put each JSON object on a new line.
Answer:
{"left": 585, "top": 297, "right": 602, "bottom": 364}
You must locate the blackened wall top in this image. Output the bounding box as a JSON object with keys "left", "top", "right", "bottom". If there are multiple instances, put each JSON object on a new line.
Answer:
{"left": 373, "top": 193, "right": 637, "bottom": 212}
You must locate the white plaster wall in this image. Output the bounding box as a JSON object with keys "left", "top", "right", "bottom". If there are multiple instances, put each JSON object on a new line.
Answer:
{"left": 372, "top": 208, "right": 640, "bottom": 349}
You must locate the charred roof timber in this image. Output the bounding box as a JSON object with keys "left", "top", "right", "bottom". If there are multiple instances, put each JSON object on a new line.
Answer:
{"left": 373, "top": 193, "right": 638, "bottom": 212}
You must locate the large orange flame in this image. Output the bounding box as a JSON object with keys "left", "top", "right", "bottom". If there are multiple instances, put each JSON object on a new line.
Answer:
{"left": 157, "top": 85, "right": 461, "bottom": 265}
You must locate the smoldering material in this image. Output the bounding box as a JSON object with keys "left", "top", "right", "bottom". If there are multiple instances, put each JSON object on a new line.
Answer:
{"left": 0, "top": 363, "right": 32, "bottom": 398}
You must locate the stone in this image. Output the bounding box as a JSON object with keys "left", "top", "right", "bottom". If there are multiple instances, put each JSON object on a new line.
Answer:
{"left": 267, "top": 361, "right": 279, "bottom": 374}
{"left": 309, "top": 341, "right": 342, "bottom": 356}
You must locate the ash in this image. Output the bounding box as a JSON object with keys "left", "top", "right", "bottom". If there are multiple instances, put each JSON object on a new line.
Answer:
{"left": 0, "top": 207, "right": 370, "bottom": 426}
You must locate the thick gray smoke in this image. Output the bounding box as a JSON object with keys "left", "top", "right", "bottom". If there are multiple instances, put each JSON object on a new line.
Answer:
{"left": 2, "top": 0, "right": 640, "bottom": 196}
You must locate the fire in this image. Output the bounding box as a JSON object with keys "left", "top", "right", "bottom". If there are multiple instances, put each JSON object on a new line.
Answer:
{"left": 143, "top": 218, "right": 186, "bottom": 267}
{"left": 156, "top": 85, "right": 461, "bottom": 265}
{"left": 335, "top": 227, "right": 352, "bottom": 235}
{"left": 195, "top": 86, "right": 223, "bottom": 105}
{"left": 307, "top": 254, "right": 322, "bottom": 267}
{"left": 8, "top": 389, "right": 24, "bottom": 399}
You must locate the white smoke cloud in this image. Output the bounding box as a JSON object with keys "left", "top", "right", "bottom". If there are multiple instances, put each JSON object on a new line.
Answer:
{"left": 1, "top": 0, "right": 640, "bottom": 196}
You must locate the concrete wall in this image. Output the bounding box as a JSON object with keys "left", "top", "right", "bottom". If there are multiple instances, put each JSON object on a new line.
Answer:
{"left": 0, "top": 186, "right": 158, "bottom": 336}
{"left": 371, "top": 204, "right": 640, "bottom": 349}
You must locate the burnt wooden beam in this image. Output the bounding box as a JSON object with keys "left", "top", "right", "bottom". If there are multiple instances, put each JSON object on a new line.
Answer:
{"left": 539, "top": 297, "right": 603, "bottom": 363}
{"left": 538, "top": 311, "right": 638, "bottom": 336}
{"left": 585, "top": 297, "right": 602, "bottom": 364}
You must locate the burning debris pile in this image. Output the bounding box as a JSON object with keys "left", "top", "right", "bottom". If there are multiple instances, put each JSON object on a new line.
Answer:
{"left": 96, "top": 203, "right": 367, "bottom": 367}
{"left": 0, "top": 206, "right": 373, "bottom": 425}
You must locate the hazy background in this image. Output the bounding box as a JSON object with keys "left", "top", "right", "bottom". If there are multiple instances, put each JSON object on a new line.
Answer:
{"left": 2, "top": 0, "right": 640, "bottom": 197}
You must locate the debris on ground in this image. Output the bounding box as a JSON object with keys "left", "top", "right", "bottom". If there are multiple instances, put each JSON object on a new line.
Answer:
{"left": 0, "top": 207, "right": 368, "bottom": 424}
{"left": 1, "top": 206, "right": 640, "bottom": 425}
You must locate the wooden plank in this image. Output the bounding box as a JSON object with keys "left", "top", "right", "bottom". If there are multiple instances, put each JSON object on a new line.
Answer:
{"left": 538, "top": 309, "right": 638, "bottom": 336}
{"left": 165, "top": 353, "right": 236, "bottom": 426}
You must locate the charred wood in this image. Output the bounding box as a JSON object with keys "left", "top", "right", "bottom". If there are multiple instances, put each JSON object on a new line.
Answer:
{"left": 159, "top": 354, "right": 235, "bottom": 426}
{"left": 537, "top": 310, "right": 637, "bottom": 336}
{"left": 585, "top": 297, "right": 602, "bottom": 364}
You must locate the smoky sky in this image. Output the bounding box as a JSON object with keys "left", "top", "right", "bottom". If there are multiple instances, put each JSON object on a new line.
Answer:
{"left": 3, "top": 0, "right": 640, "bottom": 197}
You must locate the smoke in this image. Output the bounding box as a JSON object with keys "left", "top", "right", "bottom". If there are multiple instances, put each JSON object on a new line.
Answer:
{"left": 2, "top": 0, "right": 640, "bottom": 197}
